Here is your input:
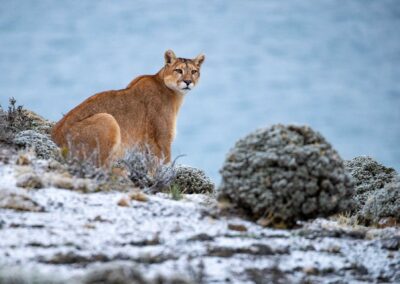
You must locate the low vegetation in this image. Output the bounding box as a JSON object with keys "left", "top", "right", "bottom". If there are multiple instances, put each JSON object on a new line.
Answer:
{"left": 169, "top": 183, "right": 183, "bottom": 200}
{"left": 121, "top": 147, "right": 180, "bottom": 192}
{"left": 0, "top": 97, "right": 34, "bottom": 143}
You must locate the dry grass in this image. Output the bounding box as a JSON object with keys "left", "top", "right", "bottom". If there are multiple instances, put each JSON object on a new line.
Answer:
{"left": 121, "top": 146, "right": 182, "bottom": 193}
{"left": 331, "top": 212, "right": 360, "bottom": 228}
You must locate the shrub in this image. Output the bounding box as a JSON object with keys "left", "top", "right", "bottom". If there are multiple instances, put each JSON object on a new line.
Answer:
{"left": 0, "top": 98, "right": 33, "bottom": 143}
{"left": 120, "top": 147, "right": 178, "bottom": 192}
{"left": 218, "top": 124, "right": 353, "bottom": 228}
{"left": 121, "top": 148, "right": 214, "bottom": 195}
{"left": 360, "top": 179, "right": 400, "bottom": 225}
{"left": 344, "top": 156, "right": 397, "bottom": 212}
{"left": 13, "top": 130, "right": 60, "bottom": 160}
{"left": 173, "top": 165, "right": 214, "bottom": 194}
{"left": 345, "top": 156, "right": 399, "bottom": 226}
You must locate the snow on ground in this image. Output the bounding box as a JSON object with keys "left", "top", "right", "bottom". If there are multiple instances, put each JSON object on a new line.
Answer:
{"left": 1, "top": 164, "right": 399, "bottom": 283}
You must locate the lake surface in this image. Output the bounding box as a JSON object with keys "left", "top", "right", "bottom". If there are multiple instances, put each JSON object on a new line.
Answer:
{"left": 1, "top": 0, "right": 399, "bottom": 182}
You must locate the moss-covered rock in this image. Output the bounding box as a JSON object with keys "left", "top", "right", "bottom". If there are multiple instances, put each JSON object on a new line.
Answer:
{"left": 173, "top": 165, "right": 214, "bottom": 194}
{"left": 218, "top": 124, "right": 353, "bottom": 228}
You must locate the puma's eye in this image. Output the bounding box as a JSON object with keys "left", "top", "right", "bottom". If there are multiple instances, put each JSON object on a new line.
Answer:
{"left": 191, "top": 70, "right": 198, "bottom": 74}
{"left": 174, "top": 69, "right": 183, "bottom": 74}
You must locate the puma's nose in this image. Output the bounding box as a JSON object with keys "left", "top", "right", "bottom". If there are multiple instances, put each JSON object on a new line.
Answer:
{"left": 183, "top": 80, "right": 192, "bottom": 86}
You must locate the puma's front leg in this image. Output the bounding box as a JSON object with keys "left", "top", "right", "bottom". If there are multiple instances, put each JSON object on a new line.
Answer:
{"left": 154, "top": 131, "right": 173, "bottom": 164}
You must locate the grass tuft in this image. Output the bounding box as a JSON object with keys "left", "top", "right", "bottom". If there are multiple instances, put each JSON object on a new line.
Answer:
{"left": 169, "top": 183, "right": 183, "bottom": 200}
{"left": 121, "top": 146, "right": 182, "bottom": 193}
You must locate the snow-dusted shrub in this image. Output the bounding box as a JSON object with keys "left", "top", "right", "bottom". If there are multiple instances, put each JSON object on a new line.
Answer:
{"left": 121, "top": 148, "right": 214, "bottom": 194}
{"left": 174, "top": 165, "right": 214, "bottom": 194}
{"left": 0, "top": 98, "right": 34, "bottom": 143}
{"left": 218, "top": 124, "right": 353, "bottom": 228}
{"left": 63, "top": 155, "right": 108, "bottom": 181}
{"left": 121, "top": 147, "right": 178, "bottom": 192}
{"left": 344, "top": 156, "right": 397, "bottom": 212}
{"left": 345, "top": 156, "right": 399, "bottom": 225}
{"left": 360, "top": 178, "right": 400, "bottom": 225}
{"left": 0, "top": 108, "right": 13, "bottom": 143}
{"left": 13, "top": 130, "right": 60, "bottom": 160}
{"left": 1, "top": 97, "right": 54, "bottom": 145}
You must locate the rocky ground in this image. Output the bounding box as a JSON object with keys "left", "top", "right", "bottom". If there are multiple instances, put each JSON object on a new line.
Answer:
{"left": 0, "top": 103, "right": 399, "bottom": 283}
{"left": 1, "top": 162, "right": 399, "bottom": 284}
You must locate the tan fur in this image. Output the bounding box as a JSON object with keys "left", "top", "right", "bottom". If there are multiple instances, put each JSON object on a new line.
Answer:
{"left": 52, "top": 50, "right": 205, "bottom": 166}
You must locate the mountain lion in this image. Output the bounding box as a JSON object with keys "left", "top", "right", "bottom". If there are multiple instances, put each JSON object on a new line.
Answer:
{"left": 52, "top": 50, "right": 205, "bottom": 166}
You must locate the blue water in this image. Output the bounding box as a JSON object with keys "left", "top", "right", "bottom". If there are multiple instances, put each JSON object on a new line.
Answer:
{"left": 1, "top": 0, "right": 399, "bottom": 182}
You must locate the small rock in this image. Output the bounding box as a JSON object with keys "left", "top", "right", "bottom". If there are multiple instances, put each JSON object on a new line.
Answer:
{"left": 207, "top": 243, "right": 284, "bottom": 258}
{"left": 377, "top": 217, "right": 398, "bottom": 228}
{"left": 0, "top": 187, "right": 44, "bottom": 212}
{"left": 303, "top": 266, "right": 318, "bottom": 275}
{"left": 16, "top": 172, "right": 44, "bottom": 189}
{"left": 129, "top": 191, "right": 148, "bottom": 202}
{"left": 84, "top": 223, "right": 96, "bottom": 229}
{"left": 51, "top": 176, "right": 74, "bottom": 190}
{"left": 326, "top": 245, "right": 341, "bottom": 254}
{"left": 91, "top": 215, "right": 111, "bottom": 223}
{"left": 188, "top": 233, "right": 214, "bottom": 242}
{"left": 118, "top": 196, "right": 131, "bottom": 207}
{"left": 41, "top": 252, "right": 109, "bottom": 265}
{"left": 257, "top": 217, "right": 271, "bottom": 227}
{"left": 228, "top": 223, "right": 248, "bottom": 232}
{"left": 381, "top": 237, "right": 400, "bottom": 251}
{"left": 16, "top": 153, "right": 31, "bottom": 165}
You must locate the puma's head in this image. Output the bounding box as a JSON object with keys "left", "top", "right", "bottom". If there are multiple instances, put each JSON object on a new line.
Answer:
{"left": 162, "top": 49, "right": 205, "bottom": 94}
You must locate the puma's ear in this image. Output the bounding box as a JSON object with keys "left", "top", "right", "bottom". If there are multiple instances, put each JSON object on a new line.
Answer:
{"left": 194, "top": 53, "right": 205, "bottom": 67}
{"left": 164, "top": 49, "right": 177, "bottom": 65}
